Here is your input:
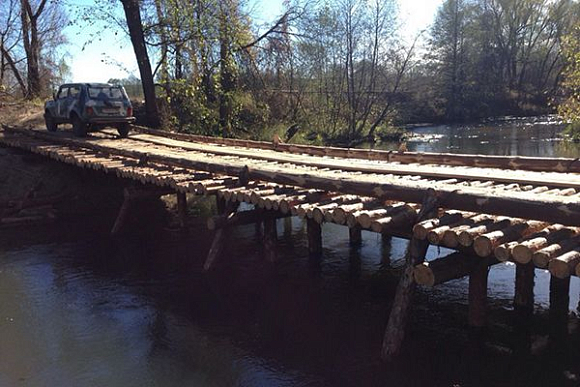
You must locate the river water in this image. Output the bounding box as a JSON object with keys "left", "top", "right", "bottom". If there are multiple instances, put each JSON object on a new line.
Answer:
{"left": 1, "top": 117, "right": 580, "bottom": 386}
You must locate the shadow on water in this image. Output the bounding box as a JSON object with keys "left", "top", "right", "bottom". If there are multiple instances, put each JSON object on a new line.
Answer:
{"left": 1, "top": 117, "right": 580, "bottom": 386}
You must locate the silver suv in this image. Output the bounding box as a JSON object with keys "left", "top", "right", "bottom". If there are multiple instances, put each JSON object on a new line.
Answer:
{"left": 44, "top": 83, "right": 136, "bottom": 137}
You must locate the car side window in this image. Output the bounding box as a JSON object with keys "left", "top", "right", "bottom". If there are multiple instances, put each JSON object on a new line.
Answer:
{"left": 57, "top": 87, "right": 69, "bottom": 99}
{"left": 69, "top": 86, "right": 81, "bottom": 99}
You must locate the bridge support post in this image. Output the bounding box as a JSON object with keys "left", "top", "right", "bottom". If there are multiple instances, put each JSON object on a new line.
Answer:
{"left": 264, "top": 217, "right": 278, "bottom": 263}
{"left": 549, "top": 275, "right": 570, "bottom": 344}
{"left": 349, "top": 225, "right": 362, "bottom": 246}
{"left": 381, "top": 189, "right": 438, "bottom": 362}
{"left": 177, "top": 192, "right": 187, "bottom": 228}
{"left": 307, "top": 218, "right": 322, "bottom": 257}
{"left": 111, "top": 185, "right": 171, "bottom": 235}
{"left": 514, "top": 262, "right": 535, "bottom": 312}
{"left": 468, "top": 259, "right": 489, "bottom": 329}
{"left": 111, "top": 188, "right": 133, "bottom": 235}
{"left": 513, "top": 262, "right": 535, "bottom": 355}
{"left": 381, "top": 234, "right": 392, "bottom": 265}
{"left": 204, "top": 201, "right": 239, "bottom": 272}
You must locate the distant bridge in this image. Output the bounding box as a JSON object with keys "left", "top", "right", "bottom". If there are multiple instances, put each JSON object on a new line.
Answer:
{"left": 1, "top": 124, "right": 578, "bottom": 360}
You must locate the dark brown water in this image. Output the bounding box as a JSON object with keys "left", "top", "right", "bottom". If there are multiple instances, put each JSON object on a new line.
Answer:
{"left": 1, "top": 117, "right": 580, "bottom": 386}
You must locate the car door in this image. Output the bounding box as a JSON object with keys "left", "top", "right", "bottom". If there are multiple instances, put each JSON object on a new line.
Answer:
{"left": 55, "top": 86, "right": 69, "bottom": 119}
{"left": 67, "top": 85, "right": 81, "bottom": 118}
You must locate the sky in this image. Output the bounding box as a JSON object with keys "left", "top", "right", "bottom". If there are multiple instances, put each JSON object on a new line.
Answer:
{"left": 66, "top": 0, "right": 444, "bottom": 83}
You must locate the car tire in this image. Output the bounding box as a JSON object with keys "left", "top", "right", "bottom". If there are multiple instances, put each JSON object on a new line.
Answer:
{"left": 72, "top": 114, "right": 87, "bottom": 137}
{"left": 117, "top": 123, "right": 130, "bottom": 138}
{"left": 45, "top": 112, "right": 57, "bottom": 132}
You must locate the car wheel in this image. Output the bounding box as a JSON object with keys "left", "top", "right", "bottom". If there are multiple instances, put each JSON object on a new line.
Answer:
{"left": 117, "top": 123, "right": 130, "bottom": 138}
{"left": 72, "top": 114, "right": 87, "bottom": 137}
{"left": 45, "top": 112, "right": 57, "bottom": 132}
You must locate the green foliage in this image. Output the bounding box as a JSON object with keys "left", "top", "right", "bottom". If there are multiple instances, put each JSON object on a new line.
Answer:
{"left": 558, "top": 24, "right": 580, "bottom": 139}
{"left": 563, "top": 121, "right": 580, "bottom": 142}
{"left": 164, "top": 79, "right": 219, "bottom": 135}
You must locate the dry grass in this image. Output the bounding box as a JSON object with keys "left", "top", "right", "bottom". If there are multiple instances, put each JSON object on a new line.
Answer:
{"left": 0, "top": 99, "right": 46, "bottom": 128}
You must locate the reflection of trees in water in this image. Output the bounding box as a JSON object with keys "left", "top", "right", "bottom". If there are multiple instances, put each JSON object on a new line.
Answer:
{"left": 404, "top": 118, "right": 571, "bottom": 156}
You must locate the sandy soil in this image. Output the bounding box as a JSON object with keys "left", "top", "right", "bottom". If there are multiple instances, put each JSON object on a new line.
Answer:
{"left": 0, "top": 100, "right": 46, "bottom": 128}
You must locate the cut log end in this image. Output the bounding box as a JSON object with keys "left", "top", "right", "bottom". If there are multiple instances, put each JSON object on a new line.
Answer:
{"left": 412, "top": 224, "right": 429, "bottom": 240}
{"left": 473, "top": 236, "right": 493, "bottom": 257}
{"left": 548, "top": 259, "right": 571, "bottom": 279}
{"left": 494, "top": 245, "right": 511, "bottom": 262}
{"left": 441, "top": 230, "right": 459, "bottom": 248}
{"left": 533, "top": 251, "right": 551, "bottom": 269}
{"left": 458, "top": 231, "right": 474, "bottom": 247}
{"left": 413, "top": 263, "right": 435, "bottom": 287}
{"left": 512, "top": 245, "right": 533, "bottom": 264}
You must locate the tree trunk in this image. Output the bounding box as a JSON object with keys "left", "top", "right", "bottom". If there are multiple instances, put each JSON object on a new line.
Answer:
{"left": 121, "top": 0, "right": 160, "bottom": 127}
{"left": 0, "top": 44, "right": 26, "bottom": 96}
{"left": 218, "top": 5, "right": 236, "bottom": 137}
{"left": 20, "top": 0, "right": 46, "bottom": 99}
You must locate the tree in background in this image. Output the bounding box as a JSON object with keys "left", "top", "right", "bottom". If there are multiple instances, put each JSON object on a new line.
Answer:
{"left": 558, "top": 23, "right": 580, "bottom": 138}
{"left": 120, "top": 0, "right": 160, "bottom": 127}
{"left": 0, "top": 0, "right": 67, "bottom": 99}
{"left": 428, "top": 0, "right": 579, "bottom": 121}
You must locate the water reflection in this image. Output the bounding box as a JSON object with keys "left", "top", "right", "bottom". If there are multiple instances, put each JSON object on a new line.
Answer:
{"left": 380, "top": 116, "right": 580, "bottom": 158}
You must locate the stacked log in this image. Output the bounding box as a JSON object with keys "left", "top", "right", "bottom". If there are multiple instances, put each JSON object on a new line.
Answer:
{"left": 413, "top": 210, "right": 470, "bottom": 240}
{"left": 473, "top": 220, "right": 548, "bottom": 257}
{"left": 533, "top": 236, "right": 580, "bottom": 269}
{"left": 548, "top": 249, "right": 580, "bottom": 279}
{"left": 414, "top": 253, "right": 498, "bottom": 287}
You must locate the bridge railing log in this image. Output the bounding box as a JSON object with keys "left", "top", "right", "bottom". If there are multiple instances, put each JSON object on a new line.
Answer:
{"left": 131, "top": 125, "right": 580, "bottom": 174}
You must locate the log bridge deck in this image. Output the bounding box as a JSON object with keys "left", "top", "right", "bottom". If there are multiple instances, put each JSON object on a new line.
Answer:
{"left": 1, "top": 124, "right": 579, "bottom": 360}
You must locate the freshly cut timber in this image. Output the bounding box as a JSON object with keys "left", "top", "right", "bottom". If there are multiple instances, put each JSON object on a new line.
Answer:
{"left": 532, "top": 236, "right": 580, "bottom": 268}
{"left": 473, "top": 221, "right": 548, "bottom": 257}
{"left": 3, "top": 126, "right": 580, "bottom": 226}
{"left": 414, "top": 254, "right": 498, "bottom": 287}
{"left": 132, "top": 125, "right": 580, "bottom": 174}
{"left": 511, "top": 226, "right": 577, "bottom": 264}
{"left": 548, "top": 249, "right": 580, "bottom": 279}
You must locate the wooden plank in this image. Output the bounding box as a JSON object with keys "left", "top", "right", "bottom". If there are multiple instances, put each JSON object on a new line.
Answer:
{"left": 3, "top": 127, "right": 580, "bottom": 226}
{"left": 130, "top": 125, "right": 580, "bottom": 174}
{"left": 125, "top": 131, "right": 580, "bottom": 189}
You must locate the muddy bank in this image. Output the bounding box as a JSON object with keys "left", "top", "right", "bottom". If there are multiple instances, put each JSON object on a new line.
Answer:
{"left": 0, "top": 146, "right": 125, "bottom": 224}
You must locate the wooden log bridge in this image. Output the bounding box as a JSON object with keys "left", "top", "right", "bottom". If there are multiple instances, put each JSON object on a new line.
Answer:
{"left": 1, "top": 124, "right": 579, "bottom": 361}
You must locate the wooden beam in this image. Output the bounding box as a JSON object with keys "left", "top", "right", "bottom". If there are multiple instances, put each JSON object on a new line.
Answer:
{"left": 349, "top": 225, "right": 362, "bottom": 246}
{"left": 514, "top": 262, "right": 534, "bottom": 313}
{"left": 177, "top": 192, "right": 187, "bottom": 228}
{"left": 264, "top": 217, "right": 278, "bottom": 263}
{"left": 203, "top": 202, "right": 239, "bottom": 271}
{"left": 549, "top": 275, "right": 570, "bottom": 342}
{"left": 414, "top": 254, "right": 498, "bottom": 287}
{"left": 468, "top": 259, "right": 489, "bottom": 329}
{"left": 307, "top": 218, "right": 322, "bottom": 257}
{"left": 381, "top": 189, "right": 438, "bottom": 361}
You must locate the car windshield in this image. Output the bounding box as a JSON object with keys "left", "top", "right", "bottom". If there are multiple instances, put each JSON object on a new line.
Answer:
{"left": 88, "top": 86, "right": 125, "bottom": 100}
